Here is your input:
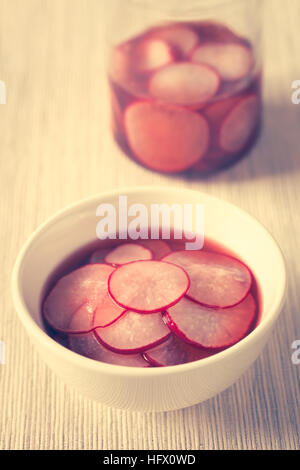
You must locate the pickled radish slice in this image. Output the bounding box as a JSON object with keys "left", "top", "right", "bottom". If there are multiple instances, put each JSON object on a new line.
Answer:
{"left": 133, "top": 38, "right": 174, "bottom": 73}
{"left": 89, "top": 247, "right": 112, "bottom": 264}
{"left": 105, "top": 243, "right": 153, "bottom": 266}
{"left": 68, "top": 295, "right": 125, "bottom": 331}
{"left": 164, "top": 294, "right": 256, "bottom": 349}
{"left": 95, "top": 311, "right": 170, "bottom": 353}
{"left": 219, "top": 94, "right": 260, "bottom": 153}
{"left": 202, "top": 95, "right": 247, "bottom": 166}
{"left": 163, "top": 251, "right": 252, "bottom": 308}
{"left": 203, "top": 95, "right": 254, "bottom": 162}
{"left": 191, "top": 43, "right": 254, "bottom": 81}
{"left": 144, "top": 335, "right": 214, "bottom": 367}
{"left": 43, "top": 264, "right": 120, "bottom": 333}
{"left": 69, "top": 332, "right": 149, "bottom": 367}
{"left": 68, "top": 302, "right": 96, "bottom": 332}
{"left": 151, "top": 24, "right": 199, "bottom": 57}
{"left": 124, "top": 101, "right": 210, "bottom": 173}
{"left": 203, "top": 97, "right": 242, "bottom": 159}
{"left": 137, "top": 240, "right": 171, "bottom": 259}
{"left": 92, "top": 296, "right": 125, "bottom": 328}
{"left": 149, "top": 62, "right": 220, "bottom": 106}
{"left": 204, "top": 95, "right": 241, "bottom": 125}
{"left": 108, "top": 260, "right": 190, "bottom": 313}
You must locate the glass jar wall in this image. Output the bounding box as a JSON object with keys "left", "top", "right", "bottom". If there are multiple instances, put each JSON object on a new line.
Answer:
{"left": 106, "top": 0, "right": 263, "bottom": 174}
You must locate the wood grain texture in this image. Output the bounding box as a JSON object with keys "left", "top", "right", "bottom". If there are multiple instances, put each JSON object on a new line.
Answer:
{"left": 0, "top": 0, "right": 300, "bottom": 450}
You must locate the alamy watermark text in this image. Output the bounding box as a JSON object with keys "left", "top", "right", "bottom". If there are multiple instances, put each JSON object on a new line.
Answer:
{"left": 291, "top": 340, "right": 300, "bottom": 365}
{"left": 291, "top": 80, "right": 300, "bottom": 104}
{"left": 96, "top": 196, "right": 204, "bottom": 250}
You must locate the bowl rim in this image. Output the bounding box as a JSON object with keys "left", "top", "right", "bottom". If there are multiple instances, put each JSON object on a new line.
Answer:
{"left": 11, "top": 186, "right": 287, "bottom": 377}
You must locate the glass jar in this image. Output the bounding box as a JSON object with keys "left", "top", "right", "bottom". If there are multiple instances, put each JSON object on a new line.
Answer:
{"left": 106, "top": 0, "right": 263, "bottom": 175}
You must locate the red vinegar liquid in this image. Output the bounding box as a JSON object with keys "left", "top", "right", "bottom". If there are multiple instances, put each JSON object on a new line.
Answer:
{"left": 43, "top": 235, "right": 262, "bottom": 364}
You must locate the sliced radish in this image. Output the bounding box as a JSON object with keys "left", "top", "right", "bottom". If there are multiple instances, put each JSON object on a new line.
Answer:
{"left": 219, "top": 94, "right": 260, "bottom": 153}
{"left": 105, "top": 243, "right": 153, "bottom": 266}
{"left": 89, "top": 247, "right": 112, "bottom": 264}
{"left": 69, "top": 277, "right": 125, "bottom": 330}
{"left": 165, "top": 294, "right": 256, "bottom": 349}
{"left": 144, "top": 334, "right": 214, "bottom": 367}
{"left": 162, "top": 250, "right": 252, "bottom": 308}
{"left": 124, "top": 101, "right": 210, "bottom": 173}
{"left": 68, "top": 301, "right": 96, "bottom": 332}
{"left": 69, "top": 332, "right": 149, "bottom": 367}
{"left": 149, "top": 62, "right": 220, "bottom": 106}
{"left": 151, "top": 24, "right": 199, "bottom": 57}
{"left": 204, "top": 95, "right": 241, "bottom": 124}
{"left": 202, "top": 95, "right": 245, "bottom": 164}
{"left": 95, "top": 310, "right": 170, "bottom": 353}
{"left": 136, "top": 240, "right": 171, "bottom": 259}
{"left": 191, "top": 42, "right": 254, "bottom": 81}
{"left": 43, "top": 264, "right": 121, "bottom": 333}
{"left": 203, "top": 98, "right": 242, "bottom": 161}
{"left": 92, "top": 294, "right": 125, "bottom": 328}
{"left": 133, "top": 38, "right": 174, "bottom": 73}
{"left": 108, "top": 260, "right": 190, "bottom": 313}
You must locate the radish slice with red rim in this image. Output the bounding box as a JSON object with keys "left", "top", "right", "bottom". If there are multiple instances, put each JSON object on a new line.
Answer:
{"left": 43, "top": 264, "right": 121, "bottom": 333}
{"left": 164, "top": 294, "right": 256, "bottom": 349}
{"left": 69, "top": 332, "right": 149, "bottom": 367}
{"left": 133, "top": 38, "right": 174, "bottom": 73}
{"left": 144, "top": 334, "right": 215, "bottom": 367}
{"left": 149, "top": 62, "right": 220, "bottom": 106}
{"left": 136, "top": 240, "right": 171, "bottom": 259}
{"left": 105, "top": 243, "right": 153, "bottom": 266}
{"left": 151, "top": 24, "right": 199, "bottom": 57}
{"left": 68, "top": 301, "right": 96, "bottom": 332}
{"left": 69, "top": 289, "right": 125, "bottom": 331}
{"left": 92, "top": 296, "right": 125, "bottom": 329}
{"left": 108, "top": 260, "right": 190, "bottom": 313}
{"left": 191, "top": 42, "right": 254, "bottom": 81}
{"left": 95, "top": 310, "right": 170, "bottom": 354}
{"left": 162, "top": 250, "right": 252, "bottom": 308}
{"left": 124, "top": 101, "right": 210, "bottom": 173}
{"left": 204, "top": 95, "right": 241, "bottom": 126}
{"left": 219, "top": 94, "right": 260, "bottom": 153}
{"left": 202, "top": 96, "right": 242, "bottom": 160}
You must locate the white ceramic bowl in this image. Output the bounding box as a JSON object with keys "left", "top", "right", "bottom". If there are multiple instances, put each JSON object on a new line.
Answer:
{"left": 11, "top": 187, "right": 286, "bottom": 412}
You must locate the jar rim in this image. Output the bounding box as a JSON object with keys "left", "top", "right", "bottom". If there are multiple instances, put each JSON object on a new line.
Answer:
{"left": 128, "top": 0, "right": 250, "bottom": 13}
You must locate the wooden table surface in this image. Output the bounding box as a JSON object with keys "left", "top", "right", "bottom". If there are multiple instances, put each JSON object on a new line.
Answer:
{"left": 0, "top": 0, "right": 300, "bottom": 450}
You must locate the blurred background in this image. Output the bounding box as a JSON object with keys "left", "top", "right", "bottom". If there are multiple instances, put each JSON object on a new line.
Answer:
{"left": 0, "top": 0, "right": 299, "bottom": 450}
